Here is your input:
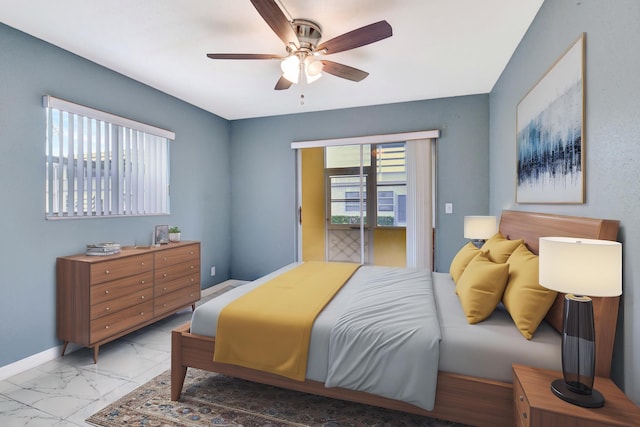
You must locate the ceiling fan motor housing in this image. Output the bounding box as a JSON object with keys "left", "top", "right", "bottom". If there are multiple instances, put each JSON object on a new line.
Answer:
{"left": 291, "top": 19, "right": 322, "bottom": 52}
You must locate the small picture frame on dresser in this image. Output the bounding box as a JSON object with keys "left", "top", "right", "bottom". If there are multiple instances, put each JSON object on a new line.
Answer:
{"left": 155, "top": 225, "right": 169, "bottom": 245}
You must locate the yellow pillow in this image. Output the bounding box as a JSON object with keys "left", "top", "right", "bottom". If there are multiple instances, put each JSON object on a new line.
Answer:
{"left": 449, "top": 242, "right": 483, "bottom": 284}
{"left": 504, "top": 244, "right": 558, "bottom": 339}
{"left": 456, "top": 252, "right": 510, "bottom": 324}
{"left": 481, "top": 232, "right": 524, "bottom": 263}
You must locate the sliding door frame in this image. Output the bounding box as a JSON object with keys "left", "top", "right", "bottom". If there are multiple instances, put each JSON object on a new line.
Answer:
{"left": 293, "top": 130, "right": 440, "bottom": 266}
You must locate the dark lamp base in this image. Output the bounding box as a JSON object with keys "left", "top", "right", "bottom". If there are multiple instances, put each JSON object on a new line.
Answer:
{"left": 551, "top": 379, "right": 605, "bottom": 408}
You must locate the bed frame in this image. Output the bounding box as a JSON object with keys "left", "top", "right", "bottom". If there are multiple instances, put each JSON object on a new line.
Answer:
{"left": 171, "top": 210, "right": 620, "bottom": 427}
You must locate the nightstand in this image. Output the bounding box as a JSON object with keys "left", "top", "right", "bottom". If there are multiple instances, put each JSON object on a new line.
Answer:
{"left": 513, "top": 364, "right": 640, "bottom": 426}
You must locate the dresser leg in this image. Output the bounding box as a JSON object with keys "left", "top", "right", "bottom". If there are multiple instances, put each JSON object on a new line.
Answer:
{"left": 93, "top": 346, "right": 99, "bottom": 363}
{"left": 61, "top": 341, "right": 69, "bottom": 357}
{"left": 191, "top": 304, "right": 195, "bottom": 311}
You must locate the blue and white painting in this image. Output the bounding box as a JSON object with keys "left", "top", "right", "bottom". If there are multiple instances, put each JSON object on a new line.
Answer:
{"left": 516, "top": 35, "right": 584, "bottom": 203}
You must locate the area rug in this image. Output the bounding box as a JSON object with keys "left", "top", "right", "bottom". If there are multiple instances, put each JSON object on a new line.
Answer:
{"left": 86, "top": 368, "right": 470, "bottom": 427}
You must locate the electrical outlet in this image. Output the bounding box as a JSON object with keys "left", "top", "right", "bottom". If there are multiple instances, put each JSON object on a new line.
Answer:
{"left": 210, "top": 266, "right": 216, "bottom": 276}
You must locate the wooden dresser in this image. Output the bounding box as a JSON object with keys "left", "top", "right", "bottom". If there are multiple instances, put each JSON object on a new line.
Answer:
{"left": 57, "top": 241, "right": 200, "bottom": 362}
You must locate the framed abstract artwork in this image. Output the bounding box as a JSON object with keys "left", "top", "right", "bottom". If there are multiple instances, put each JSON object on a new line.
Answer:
{"left": 516, "top": 33, "right": 585, "bottom": 204}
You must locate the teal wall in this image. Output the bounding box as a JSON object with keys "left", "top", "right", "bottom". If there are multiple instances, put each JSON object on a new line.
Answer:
{"left": 0, "top": 23, "right": 232, "bottom": 367}
{"left": 229, "top": 95, "right": 490, "bottom": 279}
{"left": 489, "top": 0, "right": 640, "bottom": 403}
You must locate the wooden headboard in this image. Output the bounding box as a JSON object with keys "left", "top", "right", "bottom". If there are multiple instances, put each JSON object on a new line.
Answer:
{"left": 498, "top": 210, "right": 620, "bottom": 378}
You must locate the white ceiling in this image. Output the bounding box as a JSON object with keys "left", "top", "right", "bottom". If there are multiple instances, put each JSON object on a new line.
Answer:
{"left": 1, "top": 0, "right": 543, "bottom": 120}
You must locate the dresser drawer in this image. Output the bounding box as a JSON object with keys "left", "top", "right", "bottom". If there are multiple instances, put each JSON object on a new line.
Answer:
{"left": 91, "top": 286, "right": 153, "bottom": 320}
{"left": 155, "top": 272, "right": 200, "bottom": 297}
{"left": 155, "top": 261, "right": 200, "bottom": 285}
{"left": 155, "top": 244, "right": 200, "bottom": 268}
{"left": 514, "top": 375, "right": 531, "bottom": 427}
{"left": 154, "top": 283, "right": 200, "bottom": 317}
{"left": 90, "top": 272, "right": 153, "bottom": 305}
{"left": 90, "top": 301, "right": 153, "bottom": 343}
{"left": 90, "top": 254, "right": 153, "bottom": 284}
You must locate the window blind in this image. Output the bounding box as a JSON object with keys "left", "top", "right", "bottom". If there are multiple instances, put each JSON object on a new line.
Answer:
{"left": 44, "top": 95, "right": 174, "bottom": 219}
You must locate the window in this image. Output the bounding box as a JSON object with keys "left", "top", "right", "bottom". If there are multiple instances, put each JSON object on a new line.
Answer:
{"left": 325, "top": 142, "right": 406, "bottom": 228}
{"left": 374, "top": 142, "right": 406, "bottom": 227}
{"left": 328, "top": 174, "right": 368, "bottom": 224}
{"left": 44, "top": 96, "right": 174, "bottom": 219}
{"left": 377, "top": 191, "right": 394, "bottom": 211}
{"left": 345, "top": 191, "right": 366, "bottom": 212}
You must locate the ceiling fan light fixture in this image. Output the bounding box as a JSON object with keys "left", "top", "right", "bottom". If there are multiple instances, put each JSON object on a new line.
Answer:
{"left": 305, "top": 70, "right": 322, "bottom": 84}
{"left": 305, "top": 57, "right": 323, "bottom": 81}
{"left": 281, "top": 55, "right": 300, "bottom": 83}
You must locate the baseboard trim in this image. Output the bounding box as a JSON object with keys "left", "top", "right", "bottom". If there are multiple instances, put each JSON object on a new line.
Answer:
{"left": 0, "top": 343, "right": 80, "bottom": 381}
{"left": 0, "top": 280, "right": 246, "bottom": 381}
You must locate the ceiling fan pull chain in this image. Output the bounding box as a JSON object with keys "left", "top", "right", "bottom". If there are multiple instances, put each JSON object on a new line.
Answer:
{"left": 299, "top": 60, "right": 305, "bottom": 105}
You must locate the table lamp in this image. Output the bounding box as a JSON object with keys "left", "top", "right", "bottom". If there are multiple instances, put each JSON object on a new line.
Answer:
{"left": 463, "top": 216, "right": 497, "bottom": 248}
{"left": 538, "top": 237, "right": 622, "bottom": 408}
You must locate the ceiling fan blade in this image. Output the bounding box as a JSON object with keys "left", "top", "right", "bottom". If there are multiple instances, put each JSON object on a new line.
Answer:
{"left": 274, "top": 75, "right": 293, "bottom": 90}
{"left": 316, "top": 20, "right": 392, "bottom": 54}
{"left": 321, "top": 60, "right": 369, "bottom": 82}
{"left": 250, "top": 0, "right": 299, "bottom": 49}
{"left": 207, "top": 53, "right": 283, "bottom": 60}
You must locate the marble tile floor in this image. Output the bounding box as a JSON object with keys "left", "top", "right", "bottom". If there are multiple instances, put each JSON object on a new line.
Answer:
{"left": 0, "top": 280, "right": 245, "bottom": 426}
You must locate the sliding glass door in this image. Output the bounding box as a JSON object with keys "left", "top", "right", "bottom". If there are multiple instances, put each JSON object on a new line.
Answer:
{"left": 294, "top": 130, "right": 437, "bottom": 270}
{"left": 325, "top": 168, "right": 372, "bottom": 264}
{"left": 325, "top": 144, "right": 370, "bottom": 264}
{"left": 300, "top": 143, "right": 408, "bottom": 266}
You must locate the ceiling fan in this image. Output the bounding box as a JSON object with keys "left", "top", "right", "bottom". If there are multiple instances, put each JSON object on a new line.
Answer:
{"left": 206, "top": 0, "right": 393, "bottom": 90}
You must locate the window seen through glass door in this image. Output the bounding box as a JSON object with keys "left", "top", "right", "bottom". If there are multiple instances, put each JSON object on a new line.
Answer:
{"left": 329, "top": 175, "right": 368, "bottom": 225}
{"left": 374, "top": 142, "right": 406, "bottom": 227}
{"left": 326, "top": 143, "right": 406, "bottom": 228}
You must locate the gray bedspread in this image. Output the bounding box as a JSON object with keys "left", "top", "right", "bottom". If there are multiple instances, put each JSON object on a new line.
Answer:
{"left": 324, "top": 267, "right": 440, "bottom": 411}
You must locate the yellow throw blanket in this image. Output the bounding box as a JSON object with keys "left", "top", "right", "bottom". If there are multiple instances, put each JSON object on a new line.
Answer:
{"left": 213, "top": 261, "right": 360, "bottom": 380}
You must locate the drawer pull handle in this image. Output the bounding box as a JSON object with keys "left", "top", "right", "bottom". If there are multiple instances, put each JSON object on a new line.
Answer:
{"left": 163, "top": 287, "right": 167, "bottom": 291}
{"left": 105, "top": 270, "right": 110, "bottom": 275}
{"left": 163, "top": 304, "right": 167, "bottom": 307}
{"left": 163, "top": 273, "right": 168, "bottom": 278}
{"left": 105, "top": 290, "right": 109, "bottom": 294}
{"left": 519, "top": 395, "right": 524, "bottom": 402}
{"left": 190, "top": 265, "right": 194, "bottom": 269}
{"left": 105, "top": 307, "right": 110, "bottom": 311}
{"left": 141, "top": 262, "right": 144, "bottom": 266}
{"left": 105, "top": 325, "right": 110, "bottom": 329}
{"left": 141, "top": 295, "right": 145, "bottom": 299}
{"left": 190, "top": 278, "right": 194, "bottom": 282}
{"left": 190, "top": 251, "right": 193, "bottom": 255}
{"left": 140, "top": 312, "right": 144, "bottom": 315}
{"left": 141, "top": 280, "right": 145, "bottom": 284}
{"left": 163, "top": 256, "right": 167, "bottom": 261}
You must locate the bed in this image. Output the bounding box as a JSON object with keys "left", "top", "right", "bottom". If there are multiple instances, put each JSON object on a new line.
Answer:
{"left": 171, "top": 210, "right": 620, "bottom": 427}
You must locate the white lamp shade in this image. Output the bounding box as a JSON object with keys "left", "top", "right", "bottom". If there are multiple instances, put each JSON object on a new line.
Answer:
{"left": 281, "top": 55, "right": 300, "bottom": 84}
{"left": 304, "top": 57, "right": 323, "bottom": 83}
{"left": 463, "top": 216, "right": 497, "bottom": 239}
{"left": 539, "top": 237, "right": 622, "bottom": 297}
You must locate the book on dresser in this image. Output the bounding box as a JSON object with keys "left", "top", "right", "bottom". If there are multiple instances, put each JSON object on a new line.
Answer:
{"left": 56, "top": 241, "right": 201, "bottom": 363}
